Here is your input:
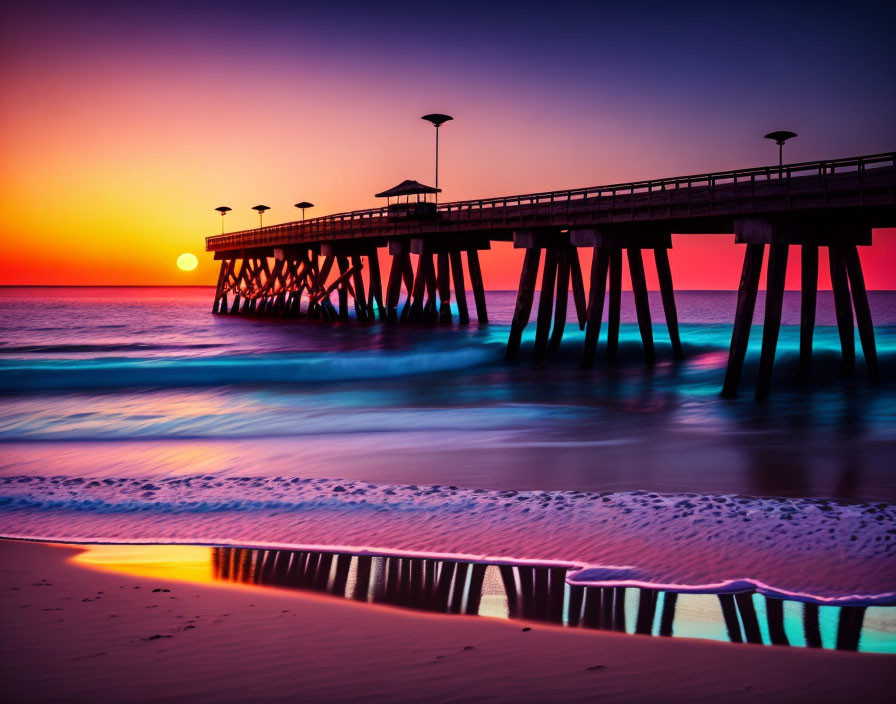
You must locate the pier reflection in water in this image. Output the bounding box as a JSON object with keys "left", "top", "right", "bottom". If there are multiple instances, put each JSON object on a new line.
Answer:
{"left": 212, "top": 547, "right": 894, "bottom": 654}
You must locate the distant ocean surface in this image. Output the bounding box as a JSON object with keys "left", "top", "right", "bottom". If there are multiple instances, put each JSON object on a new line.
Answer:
{"left": 1, "top": 287, "right": 895, "bottom": 603}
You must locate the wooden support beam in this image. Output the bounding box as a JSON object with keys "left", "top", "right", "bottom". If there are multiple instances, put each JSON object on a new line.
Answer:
{"left": 549, "top": 247, "right": 569, "bottom": 351}
{"left": 400, "top": 253, "right": 415, "bottom": 323}
{"left": 423, "top": 254, "right": 438, "bottom": 324}
{"left": 843, "top": 245, "right": 879, "bottom": 384}
{"left": 828, "top": 245, "right": 856, "bottom": 374}
{"left": 654, "top": 247, "right": 683, "bottom": 358}
{"left": 606, "top": 249, "right": 622, "bottom": 360}
{"left": 756, "top": 244, "right": 789, "bottom": 400}
{"left": 568, "top": 246, "right": 587, "bottom": 330}
{"left": 581, "top": 247, "right": 610, "bottom": 369}
{"left": 367, "top": 251, "right": 385, "bottom": 319}
{"left": 628, "top": 247, "right": 655, "bottom": 363}
{"left": 401, "top": 252, "right": 415, "bottom": 293}
{"left": 437, "top": 251, "right": 452, "bottom": 324}
{"left": 533, "top": 248, "right": 558, "bottom": 363}
{"left": 466, "top": 249, "right": 488, "bottom": 324}
{"left": 309, "top": 266, "right": 359, "bottom": 304}
{"left": 229, "top": 258, "right": 249, "bottom": 314}
{"left": 336, "top": 256, "right": 350, "bottom": 320}
{"left": 721, "top": 244, "right": 765, "bottom": 398}
{"left": 318, "top": 255, "right": 336, "bottom": 291}
{"left": 212, "top": 260, "right": 228, "bottom": 313}
{"left": 449, "top": 249, "right": 470, "bottom": 324}
{"left": 385, "top": 253, "right": 403, "bottom": 323}
{"left": 799, "top": 245, "right": 819, "bottom": 381}
{"left": 505, "top": 247, "right": 542, "bottom": 361}
{"left": 350, "top": 255, "right": 368, "bottom": 322}
{"left": 408, "top": 254, "right": 427, "bottom": 322}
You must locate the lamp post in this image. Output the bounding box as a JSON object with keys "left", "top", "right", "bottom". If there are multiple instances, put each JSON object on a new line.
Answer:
{"left": 421, "top": 114, "right": 453, "bottom": 203}
{"left": 214, "top": 206, "right": 231, "bottom": 234}
{"left": 294, "top": 201, "right": 314, "bottom": 220}
{"left": 251, "top": 205, "right": 270, "bottom": 229}
{"left": 764, "top": 131, "right": 797, "bottom": 176}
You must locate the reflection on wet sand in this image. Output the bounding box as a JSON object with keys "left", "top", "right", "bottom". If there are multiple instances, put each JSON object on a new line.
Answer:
{"left": 213, "top": 547, "right": 891, "bottom": 653}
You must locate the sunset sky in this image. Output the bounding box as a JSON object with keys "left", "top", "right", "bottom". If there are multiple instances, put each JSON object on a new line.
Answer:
{"left": 1, "top": 0, "right": 894, "bottom": 288}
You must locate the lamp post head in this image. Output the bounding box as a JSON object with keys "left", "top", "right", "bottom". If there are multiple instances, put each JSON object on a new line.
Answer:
{"left": 215, "top": 206, "right": 232, "bottom": 214}
{"left": 294, "top": 201, "right": 314, "bottom": 210}
{"left": 251, "top": 205, "right": 270, "bottom": 213}
{"left": 422, "top": 113, "right": 453, "bottom": 127}
{"left": 764, "top": 130, "right": 797, "bottom": 146}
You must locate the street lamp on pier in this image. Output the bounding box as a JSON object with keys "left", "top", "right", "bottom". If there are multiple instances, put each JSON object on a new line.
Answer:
{"left": 421, "top": 113, "right": 453, "bottom": 203}
{"left": 764, "top": 131, "right": 798, "bottom": 176}
{"left": 251, "top": 205, "right": 270, "bottom": 229}
{"left": 214, "top": 206, "right": 231, "bottom": 235}
{"left": 294, "top": 201, "right": 314, "bottom": 220}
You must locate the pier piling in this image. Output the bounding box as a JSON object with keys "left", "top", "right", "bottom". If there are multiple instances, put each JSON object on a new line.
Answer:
{"left": 627, "top": 247, "right": 655, "bottom": 363}
{"left": 799, "top": 244, "right": 819, "bottom": 380}
{"left": 549, "top": 247, "right": 570, "bottom": 351}
{"left": 581, "top": 247, "right": 609, "bottom": 369}
{"left": 533, "top": 248, "right": 558, "bottom": 363}
{"left": 505, "top": 247, "right": 542, "bottom": 361}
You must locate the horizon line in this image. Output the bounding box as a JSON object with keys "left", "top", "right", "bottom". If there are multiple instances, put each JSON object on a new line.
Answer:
{"left": 2, "top": 285, "right": 896, "bottom": 293}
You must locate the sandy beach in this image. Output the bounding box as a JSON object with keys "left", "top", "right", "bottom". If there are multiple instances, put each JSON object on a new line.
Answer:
{"left": 1, "top": 539, "right": 892, "bottom": 704}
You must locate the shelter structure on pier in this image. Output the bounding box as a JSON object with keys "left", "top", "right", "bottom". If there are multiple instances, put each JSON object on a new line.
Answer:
{"left": 375, "top": 179, "right": 441, "bottom": 220}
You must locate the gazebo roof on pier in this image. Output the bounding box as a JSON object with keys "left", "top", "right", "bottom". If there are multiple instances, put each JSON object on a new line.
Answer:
{"left": 375, "top": 179, "right": 441, "bottom": 198}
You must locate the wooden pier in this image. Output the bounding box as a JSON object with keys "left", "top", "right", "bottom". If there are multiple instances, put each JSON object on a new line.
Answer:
{"left": 206, "top": 152, "right": 896, "bottom": 397}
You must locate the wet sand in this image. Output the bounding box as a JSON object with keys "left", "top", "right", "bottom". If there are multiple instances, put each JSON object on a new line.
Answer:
{"left": 1, "top": 539, "right": 892, "bottom": 703}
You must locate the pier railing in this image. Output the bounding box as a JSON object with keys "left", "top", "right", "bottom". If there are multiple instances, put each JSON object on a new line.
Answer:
{"left": 205, "top": 152, "right": 896, "bottom": 252}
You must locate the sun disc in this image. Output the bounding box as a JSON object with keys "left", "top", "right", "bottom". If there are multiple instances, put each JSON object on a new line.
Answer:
{"left": 177, "top": 253, "right": 199, "bottom": 271}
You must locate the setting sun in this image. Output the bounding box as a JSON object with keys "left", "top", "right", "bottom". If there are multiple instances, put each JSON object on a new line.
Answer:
{"left": 177, "top": 253, "right": 198, "bottom": 271}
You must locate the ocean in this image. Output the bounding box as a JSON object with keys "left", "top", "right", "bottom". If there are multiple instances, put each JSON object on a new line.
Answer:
{"left": 1, "top": 286, "right": 894, "bottom": 617}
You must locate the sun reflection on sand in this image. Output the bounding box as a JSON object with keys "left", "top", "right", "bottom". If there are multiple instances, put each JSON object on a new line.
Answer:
{"left": 69, "top": 544, "right": 215, "bottom": 585}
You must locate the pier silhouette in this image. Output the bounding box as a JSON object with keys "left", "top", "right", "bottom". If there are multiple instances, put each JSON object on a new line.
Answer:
{"left": 212, "top": 546, "right": 880, "bottom": 652}
{"left": 206, "top": 153, "right": 895, "bottom": 398}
